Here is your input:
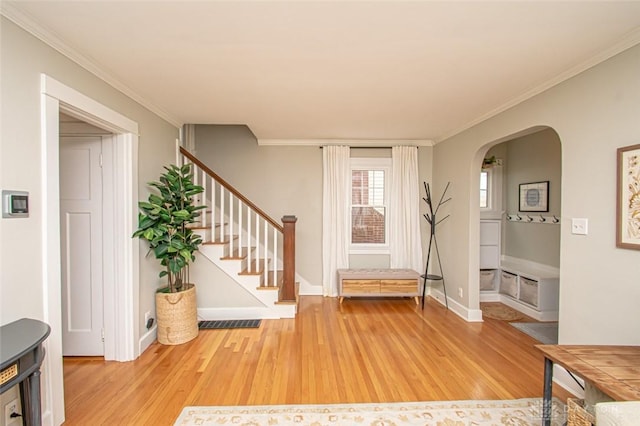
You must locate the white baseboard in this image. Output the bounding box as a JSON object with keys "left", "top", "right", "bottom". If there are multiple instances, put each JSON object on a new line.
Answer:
{"left": 479, "top": 291, "right": 501, "bottom": 302}
{"left": 198, "top": 307, "right": 285, "bottom": 320}
{"left": 299, "top": 281, "right": 322, "bottom": 296}
{"left": 139, "top": 325, "right": 157, "bottom": 354}
{"left": 499, "top": 295, "right": 558, "bottom": 321}
{"left": 429, "top": 288, "right": 483, "bottom": 322}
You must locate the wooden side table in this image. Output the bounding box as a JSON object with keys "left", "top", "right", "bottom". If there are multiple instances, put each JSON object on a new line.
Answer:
{"left": 536, "top": 345, "right": 640, "bottom": 426}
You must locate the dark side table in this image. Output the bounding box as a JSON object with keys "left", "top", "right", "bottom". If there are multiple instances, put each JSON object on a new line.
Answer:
{"left": 0, "top": 318, "right": 51, "bottom": 426}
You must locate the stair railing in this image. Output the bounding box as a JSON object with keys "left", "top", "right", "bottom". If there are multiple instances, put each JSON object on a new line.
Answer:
{"left": 178, "top": 146, "right": 297, "bottom": 302}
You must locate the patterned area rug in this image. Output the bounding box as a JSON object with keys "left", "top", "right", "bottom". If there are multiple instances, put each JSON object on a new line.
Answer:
{"left": 481, "top": 303, "right": 524, "bottom": 321}
{"left": 174, "top": 398, "right": 566, "bottom": 425}
{"left": 510, "top": 322, "right": 559, "bottom": 344}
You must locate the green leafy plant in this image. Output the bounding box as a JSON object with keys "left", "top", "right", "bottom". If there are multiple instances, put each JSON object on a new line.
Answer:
{"left": 482, "top": 155, "right": 498, "bottom": 169}
{"left": 133, "top": 164, "right": 205, "bottom": 293}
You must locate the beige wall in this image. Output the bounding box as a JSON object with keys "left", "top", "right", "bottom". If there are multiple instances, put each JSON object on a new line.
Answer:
{"left": 434, "top": 44, "right": 640, "bottom": 344}
{"left": 1, "top": 18, "right": 178, "bottom": 423}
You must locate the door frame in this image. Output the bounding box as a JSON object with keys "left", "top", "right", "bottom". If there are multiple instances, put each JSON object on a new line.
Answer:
{"left": 41, "top": 74, "right": 139, "bottom": 425}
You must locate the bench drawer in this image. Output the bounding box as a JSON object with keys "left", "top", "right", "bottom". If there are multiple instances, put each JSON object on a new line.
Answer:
{"left": 380, "top": 279, "right": 417, "bottom": 294}
{"left": 342, "top": 279, "right": 380, "bottom": 294}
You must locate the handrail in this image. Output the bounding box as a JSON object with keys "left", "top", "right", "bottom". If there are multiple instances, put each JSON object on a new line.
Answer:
{"left": 180, "top": 147, "right": 283, "bottom": 233}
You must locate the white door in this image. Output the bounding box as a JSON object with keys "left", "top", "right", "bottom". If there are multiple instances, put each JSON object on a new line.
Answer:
{"left": 60, "top": 136, "right": 104, "bottom": 356}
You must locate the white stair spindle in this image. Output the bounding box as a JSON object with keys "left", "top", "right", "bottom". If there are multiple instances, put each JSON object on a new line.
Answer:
{"left": 263, "top": 220, "right": 268, "bottom": 285}
{"left": 210, "top": 178, "right": 215, "bottom": 238}
{"left": 229, "top": 191, "right": 234, "bottom": 255}
{"left": 238, "top": 200, "right": 243, "bottom": 259}
{"left": 219, "top": 186, "right": 225, "bottom": 243}
{"left": 247, "top": 207, "right": 252, "bottom": 268}
{"left": 255, "top": 214, "right": 260, "bottom": 273}
{"left": 273, "top": 227, "right": 278, "bottom": 286}
{"left": 201, "top": 169, "right": 207, "bottom": 227}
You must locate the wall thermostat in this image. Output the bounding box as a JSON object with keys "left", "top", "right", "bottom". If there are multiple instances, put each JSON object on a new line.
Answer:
{"left": 2, "top": 190, "right": 29, "bottom": 218}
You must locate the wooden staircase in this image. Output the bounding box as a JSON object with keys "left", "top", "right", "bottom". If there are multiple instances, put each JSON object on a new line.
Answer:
{"left": 179, "top": 146, "right": 298, "bottom": 319}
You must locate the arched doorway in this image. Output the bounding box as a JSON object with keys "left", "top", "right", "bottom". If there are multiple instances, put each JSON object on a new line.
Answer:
{"left": 476, "top": 127, "right": 562, "bottom": 331}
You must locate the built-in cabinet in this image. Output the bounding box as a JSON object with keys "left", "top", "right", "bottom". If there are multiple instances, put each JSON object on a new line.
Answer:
{"left": 480, "top": 220, "right": 501, "bottom": 270}
{"left": 479, "top": 220, "right": 559, "bottom": 321}
{"left": 480, "top": 220, "right": 501, "bottom": 291}
{"left": 498, "top": 259, "right": 559, "bottom": 321}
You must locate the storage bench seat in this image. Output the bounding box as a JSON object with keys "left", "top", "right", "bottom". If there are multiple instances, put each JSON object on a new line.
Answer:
{"left": 337, "top": 268, "right": 420, "bottom": 304}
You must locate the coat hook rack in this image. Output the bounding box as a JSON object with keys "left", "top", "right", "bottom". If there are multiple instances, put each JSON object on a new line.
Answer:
{"left": 506, "top": 213, "right": 560, "bottom": 224}
{"left": 421, "top": 181, "right": 451, "bottom": 310}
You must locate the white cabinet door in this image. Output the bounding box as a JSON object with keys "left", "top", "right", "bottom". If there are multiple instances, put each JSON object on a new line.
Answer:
{"left": 480, "top": 220, "right": 501, "bottom": 269}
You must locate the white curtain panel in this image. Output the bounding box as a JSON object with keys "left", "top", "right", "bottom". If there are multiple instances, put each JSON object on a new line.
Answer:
{"left": 390, "top": 146, "right": 423, "bottom": 272}
{"left": 322, "top": 146, "right": 351, "bottom": 296}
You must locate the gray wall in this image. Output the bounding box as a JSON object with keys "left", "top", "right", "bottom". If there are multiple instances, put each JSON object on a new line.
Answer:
{"left": 433, "top": 44, "right": 640, "bottom": 344}
{"left": 494, "top": 128, "right": 562, "bottom": 267}
{"left": 0, "top": 17, "right": 178, "bottom": 424}
{"left": 194, "top": 126, "right": 434, "bottom": 291}
{"left": 194, "top": 125, "right": 323, "bottom": 291}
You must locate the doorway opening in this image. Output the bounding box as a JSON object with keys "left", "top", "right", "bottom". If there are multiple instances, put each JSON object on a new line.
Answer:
{"left": 476, "top": 127, "right": 562, "bottom": 329}
{"left": 41, "top": 74, "right": 139, "bottom": 425}
{"left": 59, "top": 113, "right": 115, "bottom": 356}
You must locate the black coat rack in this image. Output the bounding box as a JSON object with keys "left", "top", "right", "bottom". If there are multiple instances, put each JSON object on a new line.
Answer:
{"left": 421, "top": 182, "right": 451, "bottom": 310}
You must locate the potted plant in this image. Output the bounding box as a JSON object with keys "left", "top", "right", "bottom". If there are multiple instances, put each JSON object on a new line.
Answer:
{"left": 482, "top": 155, "right": 498, "bottom": 169}
{"left": 133, "top": 164, "right": 205, "bottom": 345}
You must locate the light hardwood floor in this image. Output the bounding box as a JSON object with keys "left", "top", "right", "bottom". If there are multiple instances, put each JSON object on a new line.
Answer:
{"left": 62, "top": 296, "right": 571, "bottom": 425}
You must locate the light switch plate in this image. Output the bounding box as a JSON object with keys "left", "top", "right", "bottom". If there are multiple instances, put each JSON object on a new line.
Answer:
{"left": 571, "top": 218, "right": 588, "bottom": 235}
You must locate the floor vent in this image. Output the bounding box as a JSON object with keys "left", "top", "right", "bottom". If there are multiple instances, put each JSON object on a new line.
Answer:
{"left": 198, "top": 319, "right": 261, "bottom": 329}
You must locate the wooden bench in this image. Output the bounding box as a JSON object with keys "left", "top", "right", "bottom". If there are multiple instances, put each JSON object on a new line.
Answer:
{"left": 337, "top": 268, "right": 420, "bottom": 304}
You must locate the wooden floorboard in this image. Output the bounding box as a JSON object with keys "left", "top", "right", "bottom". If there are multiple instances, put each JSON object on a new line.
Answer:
{"left": 62, "top": 296, "right": 572, "bottom": 425}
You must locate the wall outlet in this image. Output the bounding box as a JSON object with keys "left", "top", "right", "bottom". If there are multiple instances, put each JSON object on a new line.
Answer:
{"left": 4, "top": 398, "right": 19, "bottom": 425}
{"left": 144, "top": 311, "right": 152, "bottom": 328}
{"left": 458, "top": 287, "right": 463, "bottom": 298}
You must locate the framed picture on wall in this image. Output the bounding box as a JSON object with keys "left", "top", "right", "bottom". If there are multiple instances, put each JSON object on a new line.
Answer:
{"left": 617, "top": 143, "right": 640, "bottom": 250}
{"left": 519, "top": 181, "right": 549, "bottom": 212}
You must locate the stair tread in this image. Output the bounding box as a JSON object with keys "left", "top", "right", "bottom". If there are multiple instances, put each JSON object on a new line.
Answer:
{"left": 239, "top": 259, "right": 270, "bottom": 275}
{"left": 187, "top": 222, "right": 226, "bottom": 230}
{"left": 203, "top": 235, "right": 239, "bottom": 245}
{"left": 257, "top": 270, "right": 283, "bottom": 289}
{"left": 220, "top": 247, "right": 255, "bottom": 260}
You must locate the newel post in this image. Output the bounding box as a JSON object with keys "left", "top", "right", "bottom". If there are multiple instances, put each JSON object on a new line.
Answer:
{"left": 281, "top": 215, "right": 297, "bottom": 302}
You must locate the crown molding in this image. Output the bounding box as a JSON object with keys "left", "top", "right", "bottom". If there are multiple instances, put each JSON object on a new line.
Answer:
{"left": 435, "top": 26, "right": 640, "bottom": 144}
{"left": 257, "top": 138, "right": 434, "bottom": 147}
{"left": 1, "top": 3, "right": 183, "bottom": 129}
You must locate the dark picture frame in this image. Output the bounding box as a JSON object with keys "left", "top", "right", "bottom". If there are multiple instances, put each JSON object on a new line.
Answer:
{"left": 616, "top": 143, "right": 640, "bottom": 250}
{"left": 519, "top": 181, "right": 549, "bottom": 212}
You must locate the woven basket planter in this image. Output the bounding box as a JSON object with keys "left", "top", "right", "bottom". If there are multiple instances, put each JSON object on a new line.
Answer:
{"left": 156, "top": 284, "right": 198, "bottom": 345}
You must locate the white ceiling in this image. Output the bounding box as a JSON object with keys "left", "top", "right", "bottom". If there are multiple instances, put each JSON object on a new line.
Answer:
{"left": 4, "top": 1, "right": 640, "bottom": 143}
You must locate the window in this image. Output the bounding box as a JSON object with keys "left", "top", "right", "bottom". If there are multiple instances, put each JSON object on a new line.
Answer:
{"left": 480, "top": 160, "right": 503, "bottom": 219}
{"left": 480, "top": 170, "right": 489, "bottom": 208}
{"left": 350, "top": 158, "right": 390, "bottom": 250}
